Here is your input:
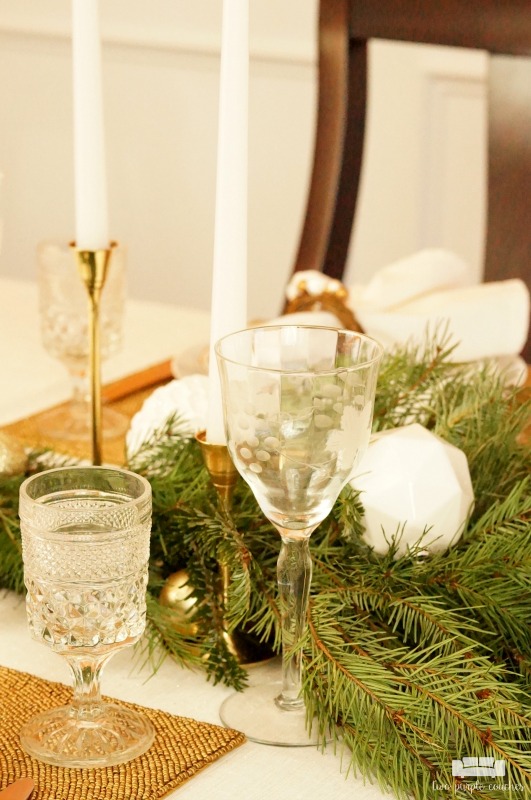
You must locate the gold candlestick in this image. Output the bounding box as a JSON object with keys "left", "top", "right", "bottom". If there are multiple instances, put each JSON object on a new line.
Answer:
{"left": 195, "top": 430, "right": 239, "bottom": 509}
{"left": 71, "top": 241, "right": 116, "bottom": 465}
{"left": 196, "top": 430, "right": 274, "bottom": 666}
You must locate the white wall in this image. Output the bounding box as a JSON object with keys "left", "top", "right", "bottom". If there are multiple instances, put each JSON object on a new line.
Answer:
{"left": 0, "top": 0, "right": 318, "bottom": 321}
{"left": 0, "top": 1, "right": 486, "bottom": 321}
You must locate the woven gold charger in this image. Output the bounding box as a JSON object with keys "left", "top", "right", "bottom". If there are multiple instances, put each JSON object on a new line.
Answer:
{"left": 0, "top": 666, "right": 245, "bottom": 799}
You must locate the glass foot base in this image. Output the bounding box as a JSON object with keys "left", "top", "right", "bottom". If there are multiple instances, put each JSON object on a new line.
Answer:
{"left": 37, "top": 405, "right": 129, "bottom": 442}
{"left": 20, "top": 703, "right": 155, "bottom": 768}
{"left": 220, "top": 682, "right": 324, "bottom": 747}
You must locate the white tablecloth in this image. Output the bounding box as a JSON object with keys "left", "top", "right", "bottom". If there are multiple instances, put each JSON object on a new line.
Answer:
{"left": 0, "top": 593, "right": 394, "bottom": 800}
{"left": 0, "top": 277, "right": 211, "bottom": 426}
{"left": 0, "top": 277, "right": 391, "bottom": 799}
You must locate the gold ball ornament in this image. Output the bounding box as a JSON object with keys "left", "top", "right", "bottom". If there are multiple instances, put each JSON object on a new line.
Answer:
{"left": 159, "top": 569, "right": 199, "bottom": 636}
{"left": 0, "top": 433, "right": 28, "bottom": 477}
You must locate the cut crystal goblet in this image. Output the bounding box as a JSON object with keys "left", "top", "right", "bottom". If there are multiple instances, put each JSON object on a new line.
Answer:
{"left": 18, "top": 465, "right": 154, "bottom": 768}
{"left": 215, "top": 325, "right": 382, "bottom": 746}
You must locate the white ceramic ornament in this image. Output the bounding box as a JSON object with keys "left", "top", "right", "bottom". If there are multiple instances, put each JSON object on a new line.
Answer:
{"left": 126, "top": 374, "right": 209, "bottom": 457}
{"left": 350, "top": 423, "right": 474, "bottom": 558}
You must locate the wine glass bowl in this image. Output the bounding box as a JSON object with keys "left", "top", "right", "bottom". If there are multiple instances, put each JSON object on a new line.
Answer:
{"left": 37, "top": 239, "right": 128, "bottom": 440}
{"left": 18, "top": 466, "right": 154, "bottom": 768}
{"left": 216, "top": 325, "right": 382, "bottom": 745}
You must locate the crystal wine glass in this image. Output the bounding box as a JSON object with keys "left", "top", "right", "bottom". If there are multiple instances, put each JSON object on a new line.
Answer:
{"left": 18, "top": 465, "right": 154, "bottom": 768}
{"left": 37, "top": 239, "right": 128, "bottom": 440}
{"left": 215, "top": 325, "right": 382, "bottom": 746}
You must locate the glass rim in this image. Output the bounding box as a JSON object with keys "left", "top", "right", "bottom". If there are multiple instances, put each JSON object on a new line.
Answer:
{"left": 19, "top": 465, "right": 151, "bottom": 513}
{"left": 215, "top": 324, "right": 384, "bottom": 374}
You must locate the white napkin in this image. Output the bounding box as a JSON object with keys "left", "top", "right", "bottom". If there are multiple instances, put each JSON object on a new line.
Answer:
{"left": 348, "top": 249, "right": 530, "bottom": 362}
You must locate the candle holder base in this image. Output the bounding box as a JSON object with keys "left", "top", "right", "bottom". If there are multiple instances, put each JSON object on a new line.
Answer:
{"left": 222, "top": 627, "right": 275, "bottom": 668}
{"left": 37, "top": 404, "right": 129, "bottom": 443}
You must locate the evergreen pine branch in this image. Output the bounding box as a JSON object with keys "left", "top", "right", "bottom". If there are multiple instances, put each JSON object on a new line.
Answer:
{"left": 420, "top": 480, "right": 531, "bottom": 663}
{"left": 0, "top": 335, "right": 529, "bottom": 797}
{"left": 139, "top": 589, "right": 207, "bottom": 672}
{"left": 372, "top": 326, "right": 458, "bottom": 431}
{"left": 430, "top": 369, "right": 530, "bottom": 518}
{"left": 304, "top": 601, "right": 531, "bottom": 799}
{"left": 0, "top": 475, "right": 26, "bottom": 594}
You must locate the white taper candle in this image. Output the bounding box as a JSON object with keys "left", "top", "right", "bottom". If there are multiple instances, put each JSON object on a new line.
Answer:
{"left": 72, "top": 0, "right": 109, "bottom": 251}
{"left": 206, "top": 0, "right": 249, "bottom": 444}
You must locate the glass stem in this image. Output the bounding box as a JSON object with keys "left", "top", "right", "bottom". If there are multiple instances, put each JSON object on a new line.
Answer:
{"left": 67, "top": 363, "right": 90, "bottom": 414}
{"left": 66, "top": 653, "right": 111, "bottom": 720}
{"left": 275, "top": 534, "right": 313, "bottom": 711}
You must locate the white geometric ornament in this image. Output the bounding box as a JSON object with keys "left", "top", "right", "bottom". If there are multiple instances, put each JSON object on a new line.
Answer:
{"left": 350, "top": 423, "right": 474, "bottom": 558}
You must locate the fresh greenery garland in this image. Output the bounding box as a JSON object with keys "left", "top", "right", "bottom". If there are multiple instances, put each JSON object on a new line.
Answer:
{"left": 1, "top": 336, "right": 529, "bottom": 800}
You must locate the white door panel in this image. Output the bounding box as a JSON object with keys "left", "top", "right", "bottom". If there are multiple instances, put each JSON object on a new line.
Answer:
{"left": 346, "top": 41, "right": 488, "bottom": 288}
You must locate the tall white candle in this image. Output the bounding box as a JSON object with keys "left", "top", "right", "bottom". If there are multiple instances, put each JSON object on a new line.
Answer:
{"left": 72, "top": 0, "right": 109, "bottom": 251}
{"left": 206, "top": 0, "right": 249, "bottom": 444}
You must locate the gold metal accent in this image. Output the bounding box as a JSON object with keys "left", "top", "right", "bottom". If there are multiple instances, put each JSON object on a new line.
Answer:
{"left": 195, "top": 430, "right": 239, "bottom": 510}
{"left": 0, "top": 664, "right": 244, "bottom": 792}
{"left": 195, "top": 431, "right": 274, "bottom": 666}
{"left": 284, "top": 278, "right": 363, "bottom": 332}
{"left": 159, "top": 569, "right": 200, "bottom": 637}
{"left": 70, "top": 241, "right": 117, "bottom": 465}
{"left": 0, "top": 432, "right": 28, "bottom": 477}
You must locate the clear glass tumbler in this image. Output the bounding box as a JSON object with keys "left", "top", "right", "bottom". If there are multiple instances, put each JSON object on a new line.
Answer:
{"left": 18, "top": 466, "right": 154, "bottom": 768}
{"left": 216, "top": 325, "right": 382, "bottom": 745}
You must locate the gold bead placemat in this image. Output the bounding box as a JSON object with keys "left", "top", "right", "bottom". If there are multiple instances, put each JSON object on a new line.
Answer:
{"left": 0, "top": 666, "right": 246, "bottom": 799}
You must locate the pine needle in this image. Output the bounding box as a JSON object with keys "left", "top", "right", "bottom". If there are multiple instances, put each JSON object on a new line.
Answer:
{"left": 1, "top": 335, "right": 530, "bottom": 798}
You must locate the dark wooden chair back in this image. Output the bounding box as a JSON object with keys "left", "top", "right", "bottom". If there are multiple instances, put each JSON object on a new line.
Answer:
{"left": 292, "top": 0, "right": 531, "bottom": 359}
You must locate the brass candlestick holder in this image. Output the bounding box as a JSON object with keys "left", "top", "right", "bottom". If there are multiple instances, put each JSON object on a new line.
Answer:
{"left": 71, "top": 241, "right": 117, "bottom": 465}
{"left": 196, "top": 430, "right": 274, "bottom": 666}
